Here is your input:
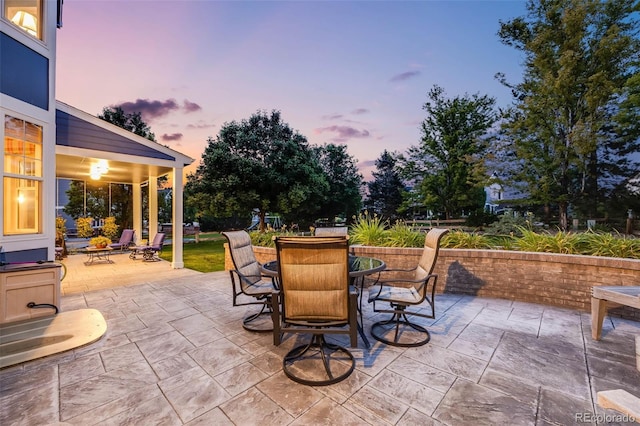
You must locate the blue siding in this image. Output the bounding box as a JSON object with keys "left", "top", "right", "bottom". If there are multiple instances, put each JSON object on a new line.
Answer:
{"left": 0, "top": 32, "right": 49, "bottom": 110}
{"left": 56, "top": 110, "right": 175, "bottom": 161}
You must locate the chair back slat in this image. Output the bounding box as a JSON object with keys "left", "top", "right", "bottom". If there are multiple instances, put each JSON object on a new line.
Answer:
{"left": 415, "top": 228, "right": 449, "bottom": 280}
{"left": 119, "top": 229, "right": 135, "bottom": 244}
{"left": 151, "top": 232, "right": 166, "bottom": 249}
{"left": 223, "top": 230, "right": 262, "bottom": 285}
{"left": 276, "top": 236, "right": 349, "bottom": 321}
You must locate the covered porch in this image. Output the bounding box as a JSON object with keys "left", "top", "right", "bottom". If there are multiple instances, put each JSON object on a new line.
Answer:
{"left": 54, "top": 101, "right": 194, "bottom": 268}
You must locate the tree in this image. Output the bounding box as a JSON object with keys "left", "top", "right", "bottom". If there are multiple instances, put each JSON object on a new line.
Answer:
{"left": 98, "top": 106, "right": 156, "bottom": 141}
{"left": 366, "top": 150, "right": 405, "bottom": 219}
{"left": 313, "top": 144, "right": 363, "bottom": 221}
{"left": 402, "top": 85, "right": 498, "bottom": 219}
{"left": 497, "top": 0, "right": 640, "bottom": 229}
{"left": 185, "top": 110, "right": 328, "bottom": 231}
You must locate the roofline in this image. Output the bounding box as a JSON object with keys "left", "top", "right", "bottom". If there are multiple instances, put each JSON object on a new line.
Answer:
{"left": 55, "top": 100, "right": 195, "bottom": 167}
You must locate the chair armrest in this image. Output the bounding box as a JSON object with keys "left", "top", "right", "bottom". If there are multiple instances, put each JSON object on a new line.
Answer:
{"left": 231, "top": 270, "right": 263, "bottom": 285}
{"left": 378, "top": 267, "right": 418, "bottom": 280}
{"left": 379, "top": 267, "right": 417, "bottom": 273}
{"left": 377, "top": 276, "right": 431, "bottom": 286}
{"left": 370, "top": 274, "right": 438, "bottom": 301}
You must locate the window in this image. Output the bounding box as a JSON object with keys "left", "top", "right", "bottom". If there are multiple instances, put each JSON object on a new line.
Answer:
{"left": 4, "top": 0, "right": 42, "bottom": 40}
{"left": 3, "top": 115, "right": 42, "bottom": 235}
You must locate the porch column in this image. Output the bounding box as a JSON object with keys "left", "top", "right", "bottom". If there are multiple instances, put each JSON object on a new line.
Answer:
{"left": 132, "top": 183, "right": 142, "bottom": 244}
{"left": 171, "top": 167, "right": 184, "bottom": 269}
{"left": 148, "top": 176, "right": 158, "bottom": 242}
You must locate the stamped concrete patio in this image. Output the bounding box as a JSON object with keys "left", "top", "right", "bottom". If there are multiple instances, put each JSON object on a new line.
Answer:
{"left": 1, "top": 251, "right": 640, "bottom": 425}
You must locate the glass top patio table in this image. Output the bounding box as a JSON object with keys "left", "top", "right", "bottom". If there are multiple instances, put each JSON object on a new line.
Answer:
{"left": 260, "top": 255, "right": 385, "bottom": 278}
{"left": 82, "top": 246, "right": 114, "bottom": 265}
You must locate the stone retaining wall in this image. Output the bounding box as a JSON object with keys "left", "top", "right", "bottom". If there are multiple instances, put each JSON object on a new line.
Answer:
{"left": 226, "top": 245, "right": 640, "bottom": 318}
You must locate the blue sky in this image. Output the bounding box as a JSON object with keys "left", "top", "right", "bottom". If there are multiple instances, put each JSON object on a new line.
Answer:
{"left": 56, "top": 0, "right": 528, "bottom": 180}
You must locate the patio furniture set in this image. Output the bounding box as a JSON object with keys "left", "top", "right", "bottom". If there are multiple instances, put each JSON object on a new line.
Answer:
{"left": 79, "top": 230, "right": 166, "bottom": 265}
{"left": 223, "top": 228, "right": 640, "bottom": 421}
{"left": 223, "top": 228, "right": 449, "bottom": 386}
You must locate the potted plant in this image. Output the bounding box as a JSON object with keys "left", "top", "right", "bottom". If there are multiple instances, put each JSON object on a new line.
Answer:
{"left": 89, "top": 236, "right": 112, "bottom": 249}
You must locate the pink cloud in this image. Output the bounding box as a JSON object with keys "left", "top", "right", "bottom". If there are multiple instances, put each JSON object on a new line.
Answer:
{"left": 314, "top": 125, "right": 371, "bottom": 143}
{"left": 183, "top": 100, "right": 202, "bottom": 113}
{"left": 162, "top": 133, "right": 183, "bottom": 141}
{"left": 390, "top": 70, "right": 421, "bottom": 82}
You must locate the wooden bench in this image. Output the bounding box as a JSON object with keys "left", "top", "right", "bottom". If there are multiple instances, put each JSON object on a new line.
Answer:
{"left": 591, "top": 286, "right": 640, "bottom": 340}
{"left": 593, "top": 288, "right": 640, "bottom": 421}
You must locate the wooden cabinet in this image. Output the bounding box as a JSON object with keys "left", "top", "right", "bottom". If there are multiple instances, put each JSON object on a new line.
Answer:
{"left": 0, "top": 263, "right": 60, "bottom": 324}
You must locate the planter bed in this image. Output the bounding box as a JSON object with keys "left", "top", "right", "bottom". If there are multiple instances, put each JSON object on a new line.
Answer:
{"left": 227, "top": 245, "right": 640, "bottom": 320}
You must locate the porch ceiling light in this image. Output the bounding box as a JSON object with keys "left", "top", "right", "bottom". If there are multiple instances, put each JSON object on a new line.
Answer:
{"left": 90, "top": 159, "right": 109, "bottom": 180}
{"left": 10, "top": 11, "right": 38, "bottom": 37}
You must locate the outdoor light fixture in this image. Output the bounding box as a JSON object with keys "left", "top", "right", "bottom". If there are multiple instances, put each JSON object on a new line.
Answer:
{"left": 89, "top": 159, "right": 109, "bottom": 180}
{"left": 10, "top": 11, "right": 38, "bottom": 37}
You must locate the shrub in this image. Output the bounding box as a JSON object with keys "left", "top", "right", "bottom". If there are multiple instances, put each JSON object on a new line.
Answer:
{"left": 577, "top": 230, "right": 640, "bottom": 259}
{"left": 55, "top": 216, "right": 66, "bottom": 240}
{"left": 249, "top": 213, "right": 640, "bottom": 259}
{"left": 465, "top": 209, "right": 498, "bottom": 228}
{"left": 101, "top": 216, "right": 119, "bottom": 240}
{"left": 349, "top": 212, "right": 388, "bottom": 246}
{"left": 515, "top": 227, "right": 590, "bottom": 254}
{"left": 385, "top": 221, "right": 425, "bottom": 247}
{"left": 442, "top": 231, "right": 491, "bottom": 249}
{"left": 75, "top": 217, "right": 94, "bottom": 238}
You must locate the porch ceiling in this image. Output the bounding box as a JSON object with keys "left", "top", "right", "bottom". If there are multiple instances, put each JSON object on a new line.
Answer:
{"left": 55, "top": 154, "right": 173, "bottom": 184}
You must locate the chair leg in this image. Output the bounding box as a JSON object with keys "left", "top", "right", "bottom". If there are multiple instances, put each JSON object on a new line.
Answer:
{"left": 283, "top": 334, "right": 355, "bottom": 386}
{"left": 242, "top": 302, "right": 274, "bottom": 333}
{"left": 370, "top": 308, "right": 431, "bottom": 347}
{"left": 271, "top": 293, "right": 281, "bottom": 345}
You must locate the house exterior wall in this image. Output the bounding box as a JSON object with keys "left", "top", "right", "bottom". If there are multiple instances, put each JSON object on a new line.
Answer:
{"left": 1, "top": 0, "right": 58, "bottom": 262}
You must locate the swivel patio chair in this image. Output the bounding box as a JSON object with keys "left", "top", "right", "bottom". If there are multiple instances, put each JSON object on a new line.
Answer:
{"left": 368, "top": 228, "right": 449, "bottom": 347}
{"left": 109, "top": 229, "right": 135, "bottom": 252}
{"left": 223, "top": 230, "right": 278, "bottom": 332}
{"left": 129, "top": 232, "right": 165, "bottom": 261}
{"left": 271, "top": 235, "right": 357, "bottom": 386}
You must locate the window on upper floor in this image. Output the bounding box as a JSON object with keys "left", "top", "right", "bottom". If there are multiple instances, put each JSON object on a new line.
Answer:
{"left": 3, "top": 115, "right": 43, "bottom": 235}
{"left": 4, "top": 0, "right": 42, "bottom": 40}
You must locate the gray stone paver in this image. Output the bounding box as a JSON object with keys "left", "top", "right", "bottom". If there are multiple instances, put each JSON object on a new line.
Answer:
{"left": 2, "top": 253, "right": 640, "bottom": 425}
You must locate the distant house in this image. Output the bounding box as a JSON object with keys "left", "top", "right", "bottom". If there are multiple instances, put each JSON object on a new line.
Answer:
{"left": 484, "top": 172, "right": 527, "bottom": 215}
{"left": 1, "top": 1, "right": 193, "bottom": 267}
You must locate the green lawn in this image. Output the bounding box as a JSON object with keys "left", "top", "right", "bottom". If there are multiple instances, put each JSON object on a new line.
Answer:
{"left": 159, "top": 235, "right": 227, "bottom": 272}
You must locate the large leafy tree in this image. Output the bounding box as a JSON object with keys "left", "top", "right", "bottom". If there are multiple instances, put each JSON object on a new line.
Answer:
{"left": 497, "top": 0, "right": 640, "bottom": 229}
{"left": 402, "top": 85, "right": 498, "bottom": 219}
{"left": 98, "top": 106, "right": 156, "bottom": 141}
{"left": 366, "top": 150, "right": 405, "bottom": 219}
{"left": 185, "top": 110, "right": 328, "bottom": 231}
{"left": 313, "top": 144, "right": 363, "bottom": 221}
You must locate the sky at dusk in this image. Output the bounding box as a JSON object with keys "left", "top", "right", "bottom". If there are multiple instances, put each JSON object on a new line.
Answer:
{"left": 55, "top": 0, "right": 528, "bottom": 181}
